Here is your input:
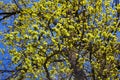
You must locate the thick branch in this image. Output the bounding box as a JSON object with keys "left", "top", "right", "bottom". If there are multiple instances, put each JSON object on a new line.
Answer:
{"left": 0, "top": 11, "right": 20, "bottom": 15}
{"left": 52, "top": 59, "right": 65, "bottom": 62}
{"left": 0, "top": 11, "right": 20, "bottom": 21}
{"left": 43, "top": 52, "right": 59, "bottom": 80}
{"left": 43, "top": 64, "right": 51, "bottom": 80}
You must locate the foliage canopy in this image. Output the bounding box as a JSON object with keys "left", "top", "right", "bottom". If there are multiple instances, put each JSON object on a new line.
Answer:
{"left": 0, "top": 0, "right": 120, "bottom": 80}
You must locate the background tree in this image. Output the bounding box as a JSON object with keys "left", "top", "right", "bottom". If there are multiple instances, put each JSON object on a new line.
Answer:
{"left": 0, "top": 0, "right": 120, "bottom": 80}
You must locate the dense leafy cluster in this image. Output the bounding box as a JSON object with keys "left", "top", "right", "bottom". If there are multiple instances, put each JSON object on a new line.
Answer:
{"left": 0, "top": 0, "right": 120, "bottom": 80}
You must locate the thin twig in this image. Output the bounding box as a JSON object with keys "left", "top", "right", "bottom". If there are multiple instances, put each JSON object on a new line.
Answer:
{"left": 13, "top": 0, "right": 22, "bottom": 10}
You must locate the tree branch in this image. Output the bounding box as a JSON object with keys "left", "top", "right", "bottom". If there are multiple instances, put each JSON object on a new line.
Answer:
{"left": 0, "top": 11, "right": 20, "bottom": 21}
{"left": 0, "top": 11, "right": 20, "bottom": 15}
{"left": 52, "top": 59, "right": 65, "bottom": 62}
{"left": 43, "top": 64, "right": 51, "bottom": 80}
{"left": 13, "top": 0, "right": 22, "bottom": 10}
{"left": 0, "top": 70, "right": 15, "bottom": 73}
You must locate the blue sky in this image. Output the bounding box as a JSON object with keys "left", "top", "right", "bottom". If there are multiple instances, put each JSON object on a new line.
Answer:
{"left": 0, "top": 1, "right": 14, "bottom": 79}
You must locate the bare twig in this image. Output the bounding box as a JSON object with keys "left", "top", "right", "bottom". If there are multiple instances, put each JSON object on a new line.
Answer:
{"left": 13, "top": 0, "right": 22, "bottom": 10}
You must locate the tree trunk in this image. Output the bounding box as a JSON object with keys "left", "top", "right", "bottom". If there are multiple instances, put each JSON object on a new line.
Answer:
{"left": 68, "top": 49, "right": 87, "bottom": 80}
{"left": 74, "top": 67, "right": 87, "bottom": 80}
